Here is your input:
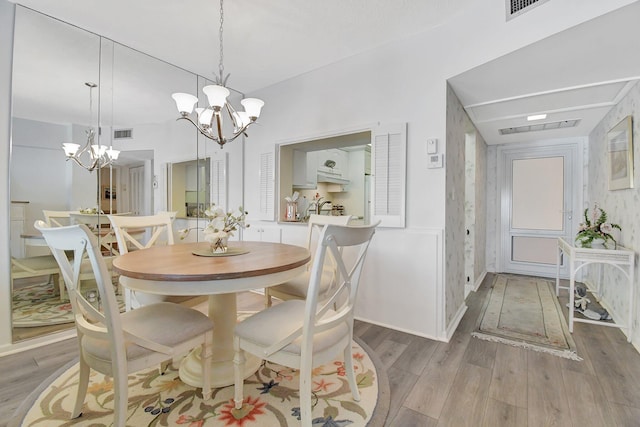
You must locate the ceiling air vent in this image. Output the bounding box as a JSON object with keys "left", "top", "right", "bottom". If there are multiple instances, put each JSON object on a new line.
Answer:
{"left": 506, "top": 0, "right": 551, "bottom": 20}
{"left": 499, "top": 119, "right": 581, "bottom": 135}
{"left": 114, "top": 129, "right": 133, "bottom": 140}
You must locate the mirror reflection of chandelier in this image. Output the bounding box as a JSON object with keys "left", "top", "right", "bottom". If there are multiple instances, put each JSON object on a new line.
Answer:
{"left": 171, "top": 0, "right": 264, "bottom": 149}
{"left": 62, "top": 82, "right": 119, "bottom": 172}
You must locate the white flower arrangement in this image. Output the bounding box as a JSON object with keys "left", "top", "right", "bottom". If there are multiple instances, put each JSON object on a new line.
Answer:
{"left": 178, "top": 205, "right": 248, "bottom": 251}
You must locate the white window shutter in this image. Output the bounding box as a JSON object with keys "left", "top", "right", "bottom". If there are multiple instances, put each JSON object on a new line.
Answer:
{"left": 258, "top": 151, "right": 275, "bottom": 219}
{"left": 371, "top": 123, "right": 406, "bottom": 228}
{"left": 210, "top": 152, "right": 228, "bottom": 208}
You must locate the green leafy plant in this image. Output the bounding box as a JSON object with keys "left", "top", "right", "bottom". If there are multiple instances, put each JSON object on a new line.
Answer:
{"left": 575, "top": 204, "right": 621, "bottom": 248}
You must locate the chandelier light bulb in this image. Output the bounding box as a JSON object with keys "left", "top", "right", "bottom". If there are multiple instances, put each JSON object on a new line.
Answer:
{"left": 233, "top": 111, "right": 250, "bottom": 129}
{"left": 241, "top": 98, "right": 264, "bottom": 119}
{"left": 195, "top": 107, "right": 214, "bottom": 126}
{"left": 203, "top": 85, "right": 230, "bottom": 109}
{"left": 172, "top": 93, "right": 199, "bottom": 115}
{"left": 91, "top": 145, "right": 108, "bottom": 158}
{"left": 106, "top": 147, "right": 120, "bottom": 160}
{"left": 62, "top": 143, "right": 80, "bottom": 156}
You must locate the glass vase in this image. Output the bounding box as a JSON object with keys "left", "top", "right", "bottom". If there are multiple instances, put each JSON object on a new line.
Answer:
{"left": 208, "top": 233, "right": 229, "bottom": 253}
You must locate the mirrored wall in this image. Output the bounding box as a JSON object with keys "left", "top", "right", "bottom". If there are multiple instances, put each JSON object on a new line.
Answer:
{"left": 9, "top": 6, "right": 243, "bottom": 342}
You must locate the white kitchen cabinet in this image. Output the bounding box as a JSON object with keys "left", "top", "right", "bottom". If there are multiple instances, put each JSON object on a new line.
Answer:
{"left": 242, "top": 225, "right": 282, "bottom": 243}
{"left": 292, "top": 150, "right": 318, "bottom": 189}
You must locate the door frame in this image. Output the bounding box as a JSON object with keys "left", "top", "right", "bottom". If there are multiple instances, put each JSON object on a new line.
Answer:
{"left": 496, "top": 138, "right": 584, "bottom": 278}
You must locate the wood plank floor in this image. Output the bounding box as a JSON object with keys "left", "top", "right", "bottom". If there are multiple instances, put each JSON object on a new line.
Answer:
{"left": 3, "top": 274, "right": 640, "bottom": 426}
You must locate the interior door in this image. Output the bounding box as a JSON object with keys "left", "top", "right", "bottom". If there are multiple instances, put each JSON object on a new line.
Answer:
{"left": 129, "top": 165, "right": 145, "bottom": 216}
{"left": 499, "top": 143, "right": 581, "bottom": 278}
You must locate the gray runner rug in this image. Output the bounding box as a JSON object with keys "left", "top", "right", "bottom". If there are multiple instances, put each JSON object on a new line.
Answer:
{"left": 472, "top": 274, "right": 581, "bottom": 361}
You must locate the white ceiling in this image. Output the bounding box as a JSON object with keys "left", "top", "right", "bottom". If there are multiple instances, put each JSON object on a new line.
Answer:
{"left": 448, "top": 1, "right": 640, "bottom": 144}
{"left": 10, "top": 0, "right": 640, "bottom": 145}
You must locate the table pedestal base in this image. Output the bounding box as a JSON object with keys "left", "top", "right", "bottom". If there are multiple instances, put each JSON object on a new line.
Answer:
{"left": 178, "top": 293, "right": 262, "bottom": 388}
{"left": 179, "top": 346, "right": 262, "bottom": 389}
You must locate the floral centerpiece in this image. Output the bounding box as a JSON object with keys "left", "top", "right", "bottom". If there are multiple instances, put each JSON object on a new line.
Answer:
{"left": 79, "top": 207, "right": 103, "bottom": 214}
{"left": 179, "top": 205, "right": 248, "bottom": 253}
{"left": 575, "top": 204, "right": 621, "bottom": 249}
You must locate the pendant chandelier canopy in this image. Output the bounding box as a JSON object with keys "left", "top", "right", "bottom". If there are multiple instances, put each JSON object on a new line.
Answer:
{"left": 171, "top": 0, "right": 264, "bottom": 148}
{"left": 62, "top": 82, "right": 119, "bottom": 172}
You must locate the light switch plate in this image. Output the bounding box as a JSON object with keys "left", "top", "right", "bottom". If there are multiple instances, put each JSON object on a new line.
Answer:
{"left": 427, "top": 138, "right": 438, "bottom": 154}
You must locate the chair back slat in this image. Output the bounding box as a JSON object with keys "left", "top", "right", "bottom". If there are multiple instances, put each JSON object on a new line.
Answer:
{"left": 34, "top": 220, "right": 125, "bottom": 360}
{"left": 43, "top": 210, "right": 80, "bottom": 227}
{"left": 108, "top": 213, "right": 175, "bottom": 255}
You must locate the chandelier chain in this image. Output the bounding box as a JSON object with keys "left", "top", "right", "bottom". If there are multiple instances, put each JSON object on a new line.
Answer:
{"left": 218, "top": 0, "right": 224, "bottom": 81}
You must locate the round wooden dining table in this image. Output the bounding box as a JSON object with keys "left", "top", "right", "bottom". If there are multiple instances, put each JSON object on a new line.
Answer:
{"left": 112, "top": 241, "right": 310, "bottom": 388}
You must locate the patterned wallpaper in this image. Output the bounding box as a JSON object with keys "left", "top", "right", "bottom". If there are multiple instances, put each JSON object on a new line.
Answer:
{"left": 586, "top": 81, "right": 640, "bottom": 343}
{"left": 445, "top": 84, "right": 467, "bottom": 327}
{"left": 445, "top": 84, "right": 488, "bottom": 327}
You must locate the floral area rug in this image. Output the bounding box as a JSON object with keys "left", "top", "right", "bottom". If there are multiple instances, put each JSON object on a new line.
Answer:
{"left": 13, "top": 340, "right": 385, "bottom": 426}
{"left": 472, "top": 274, "right": 581, "bottom": 361}
{"left": 12, "top": 282, "right": 125, "bottom": 328}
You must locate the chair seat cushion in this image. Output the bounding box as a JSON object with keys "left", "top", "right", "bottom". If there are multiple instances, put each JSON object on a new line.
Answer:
{"left": 82, "top": 302, "right": 213, "bottom": 362}
{"left": 269, "top": 267, "right": 335, "bottom": 299}
{"left": 235, "top": 300, "right": 348, "bottom": 357}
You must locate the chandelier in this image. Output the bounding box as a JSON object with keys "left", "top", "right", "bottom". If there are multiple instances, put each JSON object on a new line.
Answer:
{"left": 62, "top": 82, "right": 120, "bottom": 172}
{"left": 171, "top": 0, "right": 264, "bottom": 148}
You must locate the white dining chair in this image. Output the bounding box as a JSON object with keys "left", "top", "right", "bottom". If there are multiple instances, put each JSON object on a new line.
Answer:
{"left": 43, "top": 210, "right": 81, "bottom": 227}
{"left": 265, "top": 214, "right": 352, "bottom": 307}
{"left": 233, "top": 221, "right": 378, "bottom": 426}
{"left": 108, "top": 213, "right": 175, "bottom": 311}
{"left": 34, "top": 220, "right": 213, "bottom": 427}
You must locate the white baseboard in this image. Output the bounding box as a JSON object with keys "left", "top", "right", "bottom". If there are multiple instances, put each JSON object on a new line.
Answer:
{"left": 444, "top": 303, "right": 468, "bottom": 342}
{"left": 474, "top": 271, "right": 487, "bottom": 292}
{"left": 0, "top": 328, "right": 76, "bottom": 357}
{"left": 353, "top": 315, "right": 443, "bottom": 342}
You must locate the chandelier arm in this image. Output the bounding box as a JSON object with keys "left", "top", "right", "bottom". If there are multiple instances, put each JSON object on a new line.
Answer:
{"left": 67, "top": 153, "right": 98, "bottom": 172}
{"left": 176, "top": 116, "right": 223, "bottom": 144}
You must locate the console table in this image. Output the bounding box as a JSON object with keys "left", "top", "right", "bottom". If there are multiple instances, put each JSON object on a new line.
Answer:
{"left": 556, "top": 237, "right": 635, "bottom": 341}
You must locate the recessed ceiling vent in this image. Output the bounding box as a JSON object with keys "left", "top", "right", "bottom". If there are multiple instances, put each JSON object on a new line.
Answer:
{"left": 114, "top": 129, "right": 133, "bottom": 140}
{"left": 506, "top": 0, "right": 551, "bottom": 20}
{"left": 499, "top": 119, "right": 580, "bottom": 135}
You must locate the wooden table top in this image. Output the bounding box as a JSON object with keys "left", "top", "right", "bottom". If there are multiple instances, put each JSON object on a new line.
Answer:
{"left": 112, "top": 241, "right": 311, "bottom": 282}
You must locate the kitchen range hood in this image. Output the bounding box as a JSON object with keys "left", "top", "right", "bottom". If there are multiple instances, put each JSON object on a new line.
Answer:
{"left": 317, "top": 171, "right": 350, "bottom": 185}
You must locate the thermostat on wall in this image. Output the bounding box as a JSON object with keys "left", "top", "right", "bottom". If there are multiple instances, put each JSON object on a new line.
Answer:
{"left": 427, "top": 138, "right": 438, "bottom": 154}
{"left": 427, "top": 153, "right": 443, "bottom": 168}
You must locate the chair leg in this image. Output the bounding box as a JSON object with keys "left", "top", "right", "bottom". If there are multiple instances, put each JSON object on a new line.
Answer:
{"left": 201, "top": 332, "right": 212, "bottom": 400}
{"left": 233, "top": 337, "right": 245, "bottom": 409}
{"left": 58, "top": 274, "right": 66, "bottom": 301}
{"left": 113, "top": 367, "right": 128, "bottom": 427}
{"left": 71, "top": 357, "right": 90, "bottom": 419}
{"left": 299, "top": 362, "right": 313, "bottom": 426}
{"left": 265, "top": 290, "right": 273, "bottom": 308}
{"left": 343, "top": 344, "right": 361, "bottom": 401}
